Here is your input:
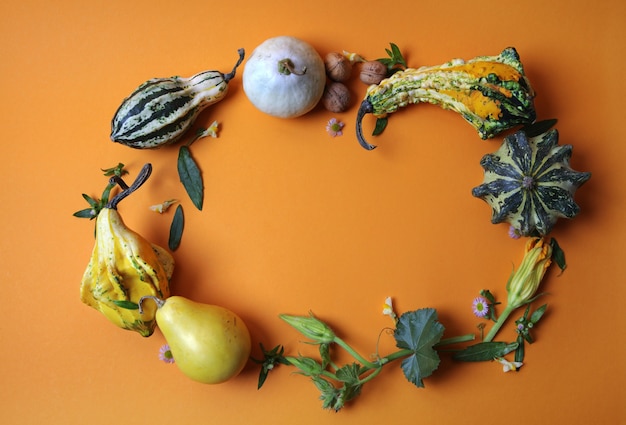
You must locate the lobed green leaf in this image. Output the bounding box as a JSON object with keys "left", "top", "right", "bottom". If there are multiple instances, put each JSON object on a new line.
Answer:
{"left": 394, "top": 308, "right": 444, "bottom": 387}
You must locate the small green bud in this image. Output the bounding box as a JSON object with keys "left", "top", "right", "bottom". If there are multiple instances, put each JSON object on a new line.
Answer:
{"left": 285, "top": 356, "right": 323, "bottom": 377}
{"left": 279, "top": 312, "right": 336, "bottom": 344}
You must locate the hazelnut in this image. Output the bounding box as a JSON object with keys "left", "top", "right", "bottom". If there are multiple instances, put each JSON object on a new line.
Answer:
{"left": 359, "top": 60, "right": 387, "bottom": 85}
{"left": 322, "top": 82, "right": 351, "bottom": 113}
{"left": 324, "top": 52, "right": 352, "bottom": 82}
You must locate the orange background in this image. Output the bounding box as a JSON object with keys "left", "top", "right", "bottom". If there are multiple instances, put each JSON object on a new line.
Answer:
{"left": 1, "top": 0, "right": 624, "bottom": 423}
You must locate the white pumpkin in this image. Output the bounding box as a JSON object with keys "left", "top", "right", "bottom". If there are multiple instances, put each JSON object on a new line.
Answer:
{"left": 242, "top": 36, "right": 326, "bottom": 118}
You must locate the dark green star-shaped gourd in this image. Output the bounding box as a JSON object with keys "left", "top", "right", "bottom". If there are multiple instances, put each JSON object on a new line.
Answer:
{"left": 472, "top": 125, "right": 591, "bottom": 236}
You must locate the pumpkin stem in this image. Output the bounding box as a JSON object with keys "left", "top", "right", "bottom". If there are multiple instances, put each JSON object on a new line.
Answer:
{"left": 278, "top": 59, "right": 307, "bottom": 76}
{"left": 106, "top": 163, "right": 152, "bottom": 210}
{"left": 223, "top": 48, "right": 246, "bottom": 83}
{"left": 356, "top": 99, "right": 376, "bottom": 150}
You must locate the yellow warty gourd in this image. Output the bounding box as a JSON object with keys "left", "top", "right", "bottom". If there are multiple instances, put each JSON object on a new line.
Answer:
{"left": 80, "top": 164, "right": 173, "bottom": 337}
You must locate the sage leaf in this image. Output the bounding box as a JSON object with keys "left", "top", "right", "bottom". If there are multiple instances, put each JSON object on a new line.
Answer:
{"left": 530, "top": 304, "right": 548, "bottom": 324}
{"left": 73, "top": 208, "right": 95, "bottom": 219}
{"left": 169, "top": 204, "right": 184, "bottom": 251}
{"left": 372, "top": 117, "right": 388, "bottom": 136}
{"left": 452, "top": 341, "right": 518, "bottom": 362}
{"left": 111, "top": 300, "right": 139, "bottom": 310}
{"left": 522, "top": 119, "right": 558, "bottom": 138}
{"left": 394, "top": 308, "right": 445, "bottom": 388}
{"left": 178, "top": 145, "right": 203, "bottom": 211}
{"left": 550, "top": 237, "right": 567, "bottom": 272}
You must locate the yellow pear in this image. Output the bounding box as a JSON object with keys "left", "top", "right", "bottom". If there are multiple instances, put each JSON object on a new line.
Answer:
{"left": 141, "top": 296, "right": 251, "bottom": 384}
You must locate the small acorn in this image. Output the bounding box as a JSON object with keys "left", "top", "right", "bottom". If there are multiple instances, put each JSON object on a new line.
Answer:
{"left": 360, "top": 60, "right": 388, "bottom": 85}
{"left": 324, "top": 52, "right": 352, "bottom": 82}
{"left": 322, "top": 82, "right": 351, "bottom": 113}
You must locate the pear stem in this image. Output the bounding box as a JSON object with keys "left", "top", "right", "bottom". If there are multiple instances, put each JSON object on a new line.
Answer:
{"left": 138, "top": 295, "right": 165, "bottom": 314}
{"left": 106, "top": 163, "right": 153, "bottom": 210}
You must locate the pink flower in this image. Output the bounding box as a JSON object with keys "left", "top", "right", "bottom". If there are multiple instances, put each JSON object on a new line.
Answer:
{"left": 159, "top": 344, "right": 175, "bottom": 364}
{"left": 326, "top": 118, "right": 345, "bottom": 137}
{"left": 472, "top": 296, "right": 489, "bottom": 318}
{"left": 508, "top": 225, "right": 522, "bottom": 239}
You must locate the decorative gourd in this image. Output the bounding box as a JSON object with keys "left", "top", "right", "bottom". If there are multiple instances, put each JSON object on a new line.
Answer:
{"left": 80, "top": 164, "right": 174, "bottom": 337}
{"left": 472, "top": 123, "right": 591, "bottom": 236}
{"left": 356, "top": 47, "right": 537, "bottom": 150}
{"left": 242, "top": 36, "right": 326, "bottom": 118}
{"left": 110, "top": 49, "right": 245, "bottom": 149}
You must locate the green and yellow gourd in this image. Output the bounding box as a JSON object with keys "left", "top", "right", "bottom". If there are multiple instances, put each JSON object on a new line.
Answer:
{"left": 472, "top": 122, "right": 591, "bottom": 236}
{"left": 111, "top": 49, "right": 245, "bottom": 149}
{"left": 356, "top": 47, "right": 536, "bottom": 150}
{"left": 80, "top": 164, "right": 174, "bottom": 336}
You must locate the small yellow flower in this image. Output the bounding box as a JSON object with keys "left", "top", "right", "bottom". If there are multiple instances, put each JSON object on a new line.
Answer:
{"left": 496, "top": 357, "right": 523, "bottom": 372}
{"left": 342, "top": 50, "right": 365, "bottom": 63}
{"left": 192, "top": 121, "right": 220, "bottom": 142}
{"left": 205, "top": 120, "right": 219, "bottom": 138}
{"left": 506, "top": 237, "right": 552, "bottom": 309}
{"left": 149, "top": 199, "right": 178, "bottom": 214}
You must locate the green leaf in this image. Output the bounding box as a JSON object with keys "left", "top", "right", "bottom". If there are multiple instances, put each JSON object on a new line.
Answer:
{"left": 452, "top": 341, "right": 518, "bottom": 362}
{"left": 515, "top": 335, "right": 525, "bottom": 363}
{"left": 178, "top": 145, "right": 203, "bottom": 211}
{"left": 111, "top": 300, "right": 139, "bottom": 310}
{"left": 372, "top": 117, "right": 388, "bottom": 136}
{"left": 251, "top": 343, "right": 288, "bottom": 390}
{"left": 394, "top": 308, "right": 445, "bottom": 388}
{"left": 550, "top": 237, "right": 567, "bottom": 272}
{"left": 335, "top": 363, "right": 363, "bottom": 384}
{"left": 376, "top": 42, "right": 407, "bottom": 74}
{"left": 101, "top": 163, "right": 128, "bottom": 177}
{"left": 73, "top": 208, "right": 96, "bottom": 219}
{"left": 311, "top": 376, "right": 341, "bottom": 411}
{"left": 530, "top": 304, "right": 548, "bottom": 324}
{"left": 522, "top": 119, "right": 558, "bottom": 138}
{"left": 81, "top": 193, "right": 98, "bottom": 207}
{"left": 319, "top": 343, "right": 331, "bottom": 370}
{"left": 168, "top": 204, "right": 184, "bottom": 251}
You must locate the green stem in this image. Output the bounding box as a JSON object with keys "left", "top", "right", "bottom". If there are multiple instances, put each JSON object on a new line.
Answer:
{"left": 484, "top": 304, "right": 515, "bottom": 342}
{"left": 380, "top": 348, "right": 414, "bottom": 364}
{"left": 357, "top": 366, "right": 383, "bottom": 385}
{"left": 333, "top": 336, "right": 380, "bottom": 369}
{"left": 435, "top": 333, "right": 476, "bottom": 347}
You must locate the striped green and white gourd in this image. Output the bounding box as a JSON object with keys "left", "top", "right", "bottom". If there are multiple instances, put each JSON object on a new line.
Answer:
{"left": 472, "top": 122, "right": 591, "bottom": 236}
{"left": 111, "top": 49, "right": 244, "bottom": 149}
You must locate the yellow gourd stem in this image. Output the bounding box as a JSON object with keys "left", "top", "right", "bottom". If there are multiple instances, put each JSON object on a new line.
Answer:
{"left": 356, "top": 99, "right": 376, "bottom": 150}
{"left": 106, "top": 163, "right": 152, "bottom": 210}
{"left": 138, "top": 295, "right": 165, "bottom": 314}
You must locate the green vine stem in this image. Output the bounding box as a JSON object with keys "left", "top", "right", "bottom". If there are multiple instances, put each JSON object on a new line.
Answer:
{"left": 484, "top": 304, "right": 516, "bottom": 342}
{"left": 334, "top": 332, "right": 476, "bottom": 374}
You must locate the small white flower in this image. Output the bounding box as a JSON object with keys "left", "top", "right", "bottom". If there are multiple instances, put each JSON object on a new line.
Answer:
{"left": 496, "top": 357, "right": 523, "bottom": 372}
{"left": 149, "top": 199, "right": 178, "bottom": 214}
{"left": 204, "top": 120, "right": 219, "bottom": 138}
{"left": 192, "top": 121, "right": 220, "bottom": 142}
{"left": 382, "top": 297, "right": 397, "bottom": 322}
